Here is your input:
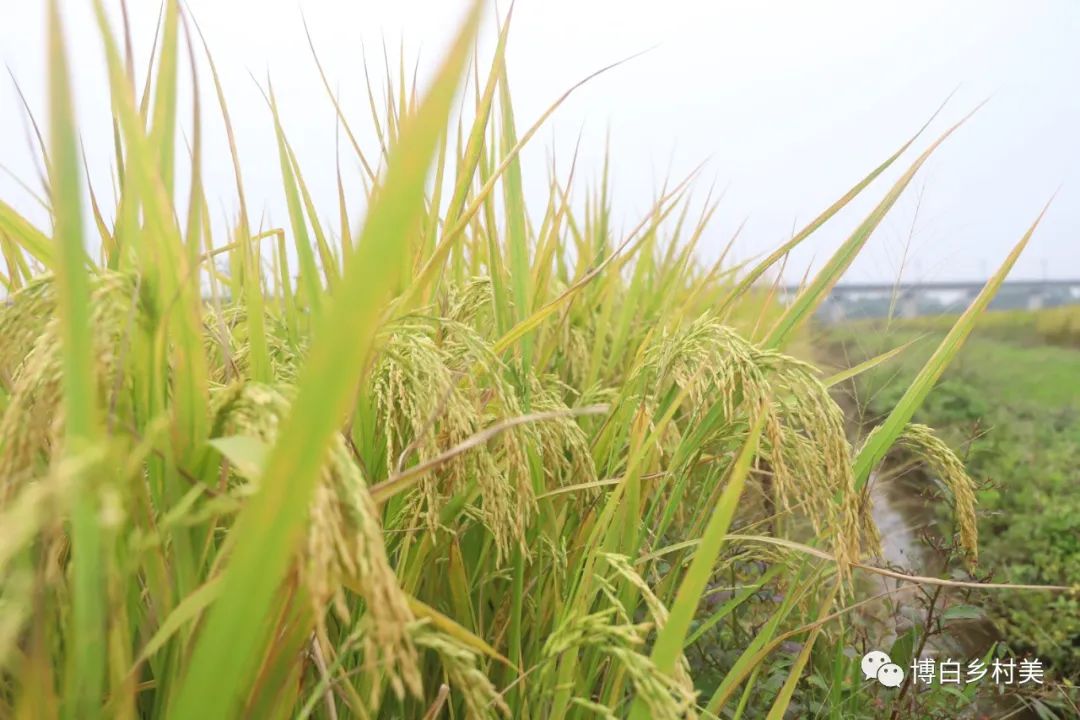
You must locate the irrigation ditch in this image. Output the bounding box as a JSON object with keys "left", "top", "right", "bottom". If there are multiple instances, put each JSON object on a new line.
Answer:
{"left": 833, "top": 371, "right": 1029, "bottom": 718}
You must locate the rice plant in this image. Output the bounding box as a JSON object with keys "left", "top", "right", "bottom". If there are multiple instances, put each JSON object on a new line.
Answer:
{"left": 0, "top": 1, "right": 1066, "bottom": 718}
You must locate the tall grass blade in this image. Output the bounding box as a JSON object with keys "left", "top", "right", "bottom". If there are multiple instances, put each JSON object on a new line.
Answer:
{"left": 0, "top": 201, "right": 54, "bottom": 267}
{"left": 148, "top": 0, "right": 179, "bottom": 196}
{"left": 715, "top": 103, "right": 949, "bottom": 317}
{"left": 851, "top": 198, "right": 1053, "bottom": 489}
{"left": 170, "top": 4, "right": 484, "bottom": 716}
{"left": 822, "top": 335, "right": 921, "bottom": 388}
{"left": 764, "top": 103, "right": 983, "bottom": 350}
{"left": 268, "top": 82, "right": 324, "bottom": 314}
{"left": 47, "top": 2, "right": 106, "bottom": 716}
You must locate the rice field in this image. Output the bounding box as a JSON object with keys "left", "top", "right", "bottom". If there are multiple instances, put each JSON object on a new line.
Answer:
{"left": 856, "top": 304, "right": 1080, "bottom": 348}
{"left": 0, "top": 2, "right": 1074, "bottom": 718}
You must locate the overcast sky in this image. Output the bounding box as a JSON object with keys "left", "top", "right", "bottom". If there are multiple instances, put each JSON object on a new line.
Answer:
{"left": 2, "top": 0, "right": 1077, "bottom": 283}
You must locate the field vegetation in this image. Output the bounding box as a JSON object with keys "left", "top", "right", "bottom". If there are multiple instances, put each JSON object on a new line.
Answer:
{"left": 831, "top": 313, "right": 1080, "bottom": 684}
{"left": 0, "top": 1, "right": 1074, "bottom": 718}
{"left": 863, "top": 305, "right": 1080, "bottom": 348}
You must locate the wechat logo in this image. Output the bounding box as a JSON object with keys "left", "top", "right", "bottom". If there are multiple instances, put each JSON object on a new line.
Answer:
{"left": 862, "top": 650, "right": 905, "bottom": 688}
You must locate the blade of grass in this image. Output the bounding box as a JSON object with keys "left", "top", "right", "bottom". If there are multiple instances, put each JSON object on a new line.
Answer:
{"left": 191, "top": 16, "right": 271, "bottom": 382}
{"left": 285, "top": 128, "right": 339, "bottom": 290}
{"left": 0, "top": 201, "right": 54, "bottom": 268}
{"left": 442, "top": 5, "right": 514, "bottom": 233}
{"left": 763, "top": 581, "right": 840, "bottom": 720}
{"left": 492, "top": 173, "right": 695, "bottom": 355}
{"left": 404, "top": 596, "right": 513, "bottom": 669}
{"left": 7, "top": 68, "right": 51, "bottom": 200}
{"left": 764, "top": 101, "right": 983, "bottom": 350}
{"left": 852, "top": 197, "right": 1054, "bottom": 489}
{"left": 301, "top": 14, "right": 378, "bottom": 183}
{"left": 92, "top": 0, "right": 210, "bottom": 463}
{"left": 266, "top": 80, "right": 324, "bottom": 315}
{"left": 131, "top": 578, "right": 222, "bottom": 670}
{"left": 685, "top": 564, "right": 784, "bottom": 647}
{"left": 822, "top": 335, "right": 922, "bottom": 388}
{"left": 47, "top": 2, "right": 106, "bottom": 716}
{"left": 180, "top": 13, "right": 204, "bottom": 271}
{"left": 714, "top": 100, "right": 946, "bottom": 318}
{"left": 148, "top": 0, "right": 179, "bottom": 196}
{"left": 497, "top": 56, "right": 530, "bottom": 336}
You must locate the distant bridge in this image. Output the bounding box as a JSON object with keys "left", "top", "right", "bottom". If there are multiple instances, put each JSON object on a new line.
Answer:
{"left": 779, "top": 279, "right": 1080, "bottom": 322}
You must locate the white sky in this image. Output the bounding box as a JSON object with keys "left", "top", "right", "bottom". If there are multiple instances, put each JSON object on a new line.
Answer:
{"left": 2, "top": 0, "right": 1078, "bottom": 283}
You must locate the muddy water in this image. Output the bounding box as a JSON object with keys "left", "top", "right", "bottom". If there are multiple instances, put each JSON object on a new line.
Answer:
{"left": 832, "top": 370, "right": 1020, "bottom": 714}
{"left": 867, "top": 471, "right": 1025, "bottom": 718}
{"left": 870, "top": 472, "right": 930, "bottom": 574}
{"left": 868, "top": 471, "right": 1001, "bottom": 658}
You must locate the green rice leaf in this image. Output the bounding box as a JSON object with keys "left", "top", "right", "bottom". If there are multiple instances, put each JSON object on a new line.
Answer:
{"left": 851, "top": 197, "right": 1053, "bottom": 489}
{"left": 822, "top": 335, "right": 921, "bottom": 388}
{"left": 765, "top": 102, "right": 983, "bottom": 350}
{"left": 47, "top": 2, "right": 106, "bottom": 715}
{"left": 0, "top": 201, "right": 54, "bottom": 268}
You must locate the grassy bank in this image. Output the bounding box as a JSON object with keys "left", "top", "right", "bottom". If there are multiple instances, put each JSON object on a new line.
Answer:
{"left": 0, "top": 2, "right": 1073, "bottom": 718}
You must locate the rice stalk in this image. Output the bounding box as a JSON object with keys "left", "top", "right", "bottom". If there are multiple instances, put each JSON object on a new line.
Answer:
{"left": 0, "top": 3, "right": 1053, "bottom": 718}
